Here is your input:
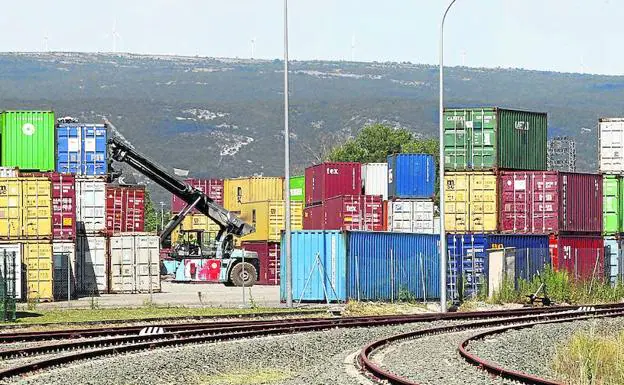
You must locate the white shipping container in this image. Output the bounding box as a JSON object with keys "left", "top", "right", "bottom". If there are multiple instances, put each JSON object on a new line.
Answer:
{"left": 388, "top": 199, "right": 435, "bottom": 234}
{"left": 76, "top": 178, "right": 106, "bottom": 234}
{"left": 0, "top": 243, "right": 22, "bottom": 300}
{"left": 77, "top": 235, "right": 107, "bottom": 295}
{"left": 52, "top": 242, "right": 76, "bottom": 300}
{"left": 0, "top": 168, "right": 18, "bottom": 178}
{"left": 109, "top": 233, "right": 160, "bottom": 294}
{"left": 600, "top": 118, "right": 624, "bottom": 174}
{"left": 362, "top": 163, "right": 388, "bottom": 200}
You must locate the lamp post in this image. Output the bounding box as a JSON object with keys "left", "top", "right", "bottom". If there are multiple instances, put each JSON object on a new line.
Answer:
{"left": 439, "top": 0, "right": 458, "bottom": 312}
{"left": 284, "top": 0, "right": 293, "bottom": 308}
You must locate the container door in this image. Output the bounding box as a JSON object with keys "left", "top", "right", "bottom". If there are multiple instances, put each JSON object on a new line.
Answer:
{"left": 603, "top": 176, "right": 620, "bottom": 234}
{"left": 444, "top": 110, "right": 470, "bottom": 170}
{"left": 469, "top": 173, "right": 497, "bottom": 232}
{"left": 444, "top": 174, "right": 469, "bottom": 231}
{"left": 25, "top": 243, "right": 53, "bottom": 301}
{"left": 135, "top": 235, "right": 160, "bottom": 293}
{"left": 470, "top": 109, "right": 496, "bottom": 169}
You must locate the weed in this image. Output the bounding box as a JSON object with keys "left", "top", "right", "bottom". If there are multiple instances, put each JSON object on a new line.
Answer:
{"left": 247, "top": 288, "right": 258, "bottom": 309}
{"left": 26, "top": 298, "right": 37, "bottom": 311}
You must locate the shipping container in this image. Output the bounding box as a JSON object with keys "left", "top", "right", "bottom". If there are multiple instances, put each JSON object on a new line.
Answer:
{"left": 347, "top": 232, "right": 440, "bottom": 301}
{"left": 51, "top": 174, "right": 76, "bottom": 240}
{"left": 56, "top": 123, "right": 107, "bottom": 176}
{"left": 499, "top": 171, "right": 602, "bottom": 234}
{"left": 1, "top": 111, "right": 55, "bottom": 171}
{"left": 0, "top": 168, "right": 18, "bottom": 178}
{"left": 109, "top": 233, "right": 161, "bottom": 294}
{"left": 170, "top": 214, "right": 221, "bottom": 245}
{"left": 0, "top": 179, "right": 22, "bottom": 238}
{"left": 52, "top": 242, "right": 76, "bottom": 300}
{"left": 599, "top": 118, "right": 624, "bottom": 174}
{"left": 549, "top": 234, "right": 604, "bottom": 282}
{"left": 239, "top": 200, "right": 303, "bottom": 242}
{"left": 105, "top": 185, "right": 146, "bottom": 234}
{"left": 387, "top": 154, "right": 435, "bottom": 199}
{"left": 444, "top": 107, "right": 547, "bottom": 171}
{"left": 289, "top": 175, "right": 305, "bottom": 202}
{"left": 603, "top": 175, "right": 623, "bottom": 235}
{"left": 23, "top": 241, "right": 53, "bottom": 301}
{"left": 445, "top": 172, "right": 497, "bottom": 232}
{"left": 305, "top": 162, "right": 361, "bottom": 205}
{"left": 604, "top": 236, "right": 623, "bottom": 285}
{"left": 224, "top": 177, "right": 283, "bottom": 213}
{"left": 362, "top": 163, "right": 388, "bottom": 200}
{"left": 171, "top": 178, "right": 224, "bottom": 213}
{"left": 303, "top": 204, "right": 324, "bottom": 230}
{"left": 281, "top": 231, "right": 347, "bottom": 302}
{"left": 324, "top": 195, "right": 384, "bottom": 231}
{"left": 0, "top": 244, "right": 22, "bottom": 300}
{"left": 76, "top": 178, "right": 106, "bottom": 234}
{"left": 387, "top": 199, "right": 435, "bottom": 233}
{"left": 22, "top": 178, "right": 52, "bottom": 239}
{"left": 241, "top": 241, "right": 280, "bottom": 285}
{"left": 76, "top": 235, "right": 107, "bottom": 295}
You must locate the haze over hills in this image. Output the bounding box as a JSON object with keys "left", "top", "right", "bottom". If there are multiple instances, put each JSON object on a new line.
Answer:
{"left": 0, "top": 52, "right": 621, "bottom": 205}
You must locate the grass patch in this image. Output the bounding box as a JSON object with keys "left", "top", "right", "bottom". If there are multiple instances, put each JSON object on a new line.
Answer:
{"left": 3, "top": 306, "right": 323, "bottom": 326}
{"left": 344, "top": 301, "right": 430, "bottom": 316}
{"left": 552, "top": 328, "right": 624, "bottom": 384}
{"left": 197, "top": 368, "right": 291, "bottom": 385}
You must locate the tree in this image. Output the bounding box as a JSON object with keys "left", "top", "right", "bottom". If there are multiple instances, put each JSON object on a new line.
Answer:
{"left": 144, "top": 189, "right": 161, "bottom": 233}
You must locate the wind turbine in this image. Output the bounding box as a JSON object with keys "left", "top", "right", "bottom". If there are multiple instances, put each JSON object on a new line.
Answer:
{"left": 42, "top": 32, "right": 49, "bottom": 52}
{"left": 351, "top": 33, "right": 356, "bottom": 62}
{"left": 460, "top": 49, "right": 467, "bottom": 67}
{"left": 251, "top": 37, "right": 256, "bottom": 59}
{"left": 110, "top": 19, "right": 122, "bottom": 53}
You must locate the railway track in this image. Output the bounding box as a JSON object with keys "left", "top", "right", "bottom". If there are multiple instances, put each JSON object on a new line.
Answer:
{"left": 359, "top": 304, "right": 624, "bottom": 385}
{"left": 2, "top": 304, "right": 624, "bottom": 382}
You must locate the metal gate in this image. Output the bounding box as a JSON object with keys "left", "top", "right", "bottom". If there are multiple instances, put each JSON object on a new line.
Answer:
{"left": 0, "top": 250, "right": 18, "bottom": 322}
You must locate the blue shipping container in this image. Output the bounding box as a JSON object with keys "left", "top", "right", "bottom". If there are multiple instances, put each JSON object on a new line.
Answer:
{"left": 387, "top": 154, "right": 435, "bottom": 199}
{"left": 57, "top": 124, "right": 107, "bottom": 175}
{"left": 604, "top": 236, "right": 623, "bottom": 284}
{"left": 281, "top": 231, "right": 347, "bottom": 302}
{"left": 347, "top": 232, "right": 440, "bottom": 301}
{"left": 447, "top": 234, "right": 550, "bottom": 301}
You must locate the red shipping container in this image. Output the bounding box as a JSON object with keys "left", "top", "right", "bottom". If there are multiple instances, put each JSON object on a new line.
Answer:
{"left": 303, "top": 204, "right": 324, "bottom": 230}
{"left": 499, "top": 171, "right": 602, "bottom": 234}
{"left": 51, "top": 173, "right": 76, "bottom": 240}
{"left": 171, "top": 178, "right": 224, "bottom": 213}
{"left": 549, "top": 234, "right": 604, "bottom": 282}
{"left": 324, "top": 195, "right": 384, "bottom": 231}
{"left": 241, "top": 241, "right": 280, "bottom": 285}
{"left": 305, "top": 162, "right": 361, "bottom": 205}
{"left": 106, "top": 185, "right": 146, "bottom": 233}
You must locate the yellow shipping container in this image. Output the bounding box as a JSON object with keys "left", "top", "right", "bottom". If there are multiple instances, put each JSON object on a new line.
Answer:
{"left": 170, "top": 214, "right": 221, "bottom": 245}
{"left": 23, "top": 241, "right": 53, "bottom": 301}
{"left": 445, "top": 172, "right": 498, "bottom": 232}
{"left": 239, "top": 200, "right": 303, "bottom": 242}
{"left": 0, "top": 177, "right": 51, "bottom": 239}
{"left": 223, "top": 177, "right": 284, "bottom": 213}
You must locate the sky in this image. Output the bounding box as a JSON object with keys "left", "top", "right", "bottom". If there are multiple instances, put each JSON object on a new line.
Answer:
{"left": 0, "top": 0, "right": 619, "bottom": 75}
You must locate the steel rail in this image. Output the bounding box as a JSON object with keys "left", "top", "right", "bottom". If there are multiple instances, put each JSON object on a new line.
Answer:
{"left": 358, "top": 305, "right": 624, "bottom": 385}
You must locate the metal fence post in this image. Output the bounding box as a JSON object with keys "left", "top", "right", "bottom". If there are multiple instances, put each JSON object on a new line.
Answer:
{"left": 390, "top": 248, "right": 394, "bottom": 303}
{"left": 148, "top": 253, "right": 153, "bottom": 304}
{"left": 242, "top": 248, "right": 246, "bottom": 307}
{"left": 3, "top": 250, "right": 7, "bottom": 322}
{"left": 67, "top": 252, "right": 71, "bottom": 308}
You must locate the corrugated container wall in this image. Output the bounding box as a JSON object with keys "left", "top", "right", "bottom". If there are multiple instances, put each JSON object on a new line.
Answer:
{"left": 550, "top": 235, "right": 604, "bottom": 282}
{"left": 303, "top": 204, "right": 324, "bottom": 230}
{"left": 305, "top": 162, "right": 361, "bottom": 205}
{"left": 281, "top": 231, "right": 347, "bottom": 302}
{"left": 109, "top": 233, "right": 161, "bottom": 294}
{"left": 362, "top": 163, "right": 388, "bottom": 200}
{"left": 24, "top": 241, "right": 53, "bottom": 301}
{"left": 22, "top": 177, "right": 52, "bottom": 239}
{"left": 51, "top": 174, "right": 76, "bottom": 240}
{"left": 239, "top": 200, "right": 303, "bottom": 242}
{"left": 170, "top": 214, "right": 221, "bottom": 245}
{"left": 171, "top": 178, "right": 223, "bottom": 213}
{"left": 105, "top": 185, "right": 146, "bottom": 234}
{"left": 499, "top": 171, "right": 602, "bottom": 234}
{"left": 599, "top": 118, "right": 624, "bottom": 174}
{"left": 56, "top": 124, "right": 107, "bottom": 176}
{"left": 76, "top": 235, "right": 108, "bottom": 294}
{"left": 289, "top": 176, "right": 305, "bottom": 202}
{"left": 603, "top": 175, "right": 623, "bottom": 235}
{"left": 604, "top": 236, "right": 623, "bottom": 285}
{"left": 347, "top": 232, "right": 440, "bottom": 301}
{"left": 387, "top": 199, "right": 435, "bottom": 233}
{"left": 387, "top": 154, "right": 435, "bottom": 199}
{"left": 1, "top": 111, "right": 55, "bottom": 171}
{"left": 323, "top": 195, "right": 384, "bottom": 231}
{"left": 223, "top": 177, "right": 283, "bottom": 213}
{"left": 76, "top": 178, "right": 107, "bottom": 234}
{"left": 52, "top": 242, "right": 76, "bottom": 300}
{"left": 444, "top": 172, "right": 498, "bottom": 232}
{"left": 444, "top": 108, "right": 547, "bottom": 171}
{"left": 241, "top": 241, "right": 280, "bottom": 285}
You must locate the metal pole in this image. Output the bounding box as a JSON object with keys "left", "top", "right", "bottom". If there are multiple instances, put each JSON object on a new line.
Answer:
{"left": 148, "top": 253, "right": 153, "bottom": 304}
{"left": 284, "top": 0, "right": 293, "bottom": 308}
{"left": 160, "top": 202, "right": 165, "bottom": 232}
{"left": 67, "top": 252, "right": 71, "bottom": 307}
{"left": 242, "top": 248, "right": 246, "bottom": 307}
{"left": 439, "top": 0, "right": 457, "bottom": 313}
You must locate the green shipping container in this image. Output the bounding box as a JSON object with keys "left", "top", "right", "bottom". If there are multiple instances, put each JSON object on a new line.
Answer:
{"left": 1, "top": 111, "right": 55, "bottom": 171}
{"left": 603, "top": 175, "right": 624, "bottom": 235}
{"left": 289, "top": 175, "right": 305, "bottom": 201}
{"left": 444, "top": 107, "right": 547, "bottom": 171}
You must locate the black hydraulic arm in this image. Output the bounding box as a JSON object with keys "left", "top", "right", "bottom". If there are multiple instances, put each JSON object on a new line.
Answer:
{"left": 107, "top": 135, "right": 254, "bottom": 242}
